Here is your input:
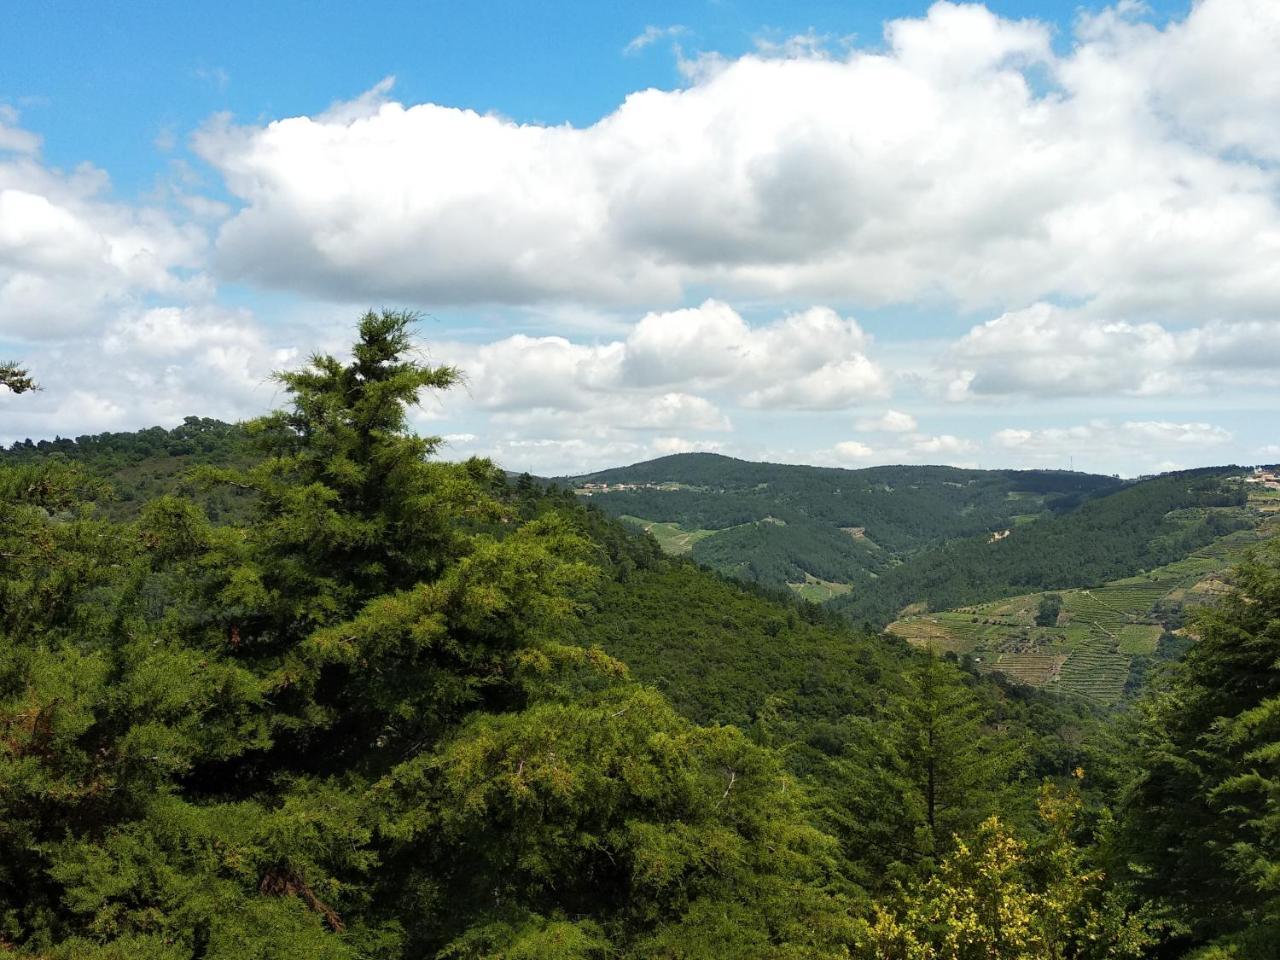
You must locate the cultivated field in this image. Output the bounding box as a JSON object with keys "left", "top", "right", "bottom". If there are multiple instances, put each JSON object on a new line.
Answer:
{"left": 889, "top": 501, "right": 1279, "bottom": 704}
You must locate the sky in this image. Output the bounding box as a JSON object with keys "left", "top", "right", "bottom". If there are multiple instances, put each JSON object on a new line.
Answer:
{"left": 1, "top": 0, "right": 1278, "bottom": 478}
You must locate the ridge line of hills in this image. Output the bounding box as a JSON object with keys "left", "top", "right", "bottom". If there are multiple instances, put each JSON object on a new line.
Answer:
{"left": 7, "top": 421, "right": 1276, "bottom": 705}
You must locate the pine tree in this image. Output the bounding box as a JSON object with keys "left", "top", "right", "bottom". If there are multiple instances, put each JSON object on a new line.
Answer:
{"left": 0, "top": 312, "right": 862, "bottom": 959}
{"left": 0, "top": 361, "right": 38, "bottom": 394}
{"left": 1121, "top": 538, "right": 1280, "bottom": 951}
{"left": 829, "top": 651, "right": 1019, "bottom": 881}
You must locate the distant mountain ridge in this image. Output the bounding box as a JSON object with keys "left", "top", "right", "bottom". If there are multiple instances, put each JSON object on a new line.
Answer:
{"left": 559, "top": 454, "right": 1256, "bottom": 629}
{"left": 565, "top": 451, "right": 1119, "bottom": 497}
{"left": 559, "top": 452, "right": 1127, "bottom": 603}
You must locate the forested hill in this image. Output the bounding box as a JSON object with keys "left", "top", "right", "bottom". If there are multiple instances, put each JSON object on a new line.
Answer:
{"left": 560, "top": 454, "right": 1258, "bottom": 629}
{"left": 561, "top": 453, "right": 1122, "bottom": 598}
{"left": 6, "top": 314, "right": 1280, "bottom": 955}
{"left": 831, "top": 466, "right": 1252, "bottom": 625}
{"left": 1, "top": 416, "right": 249, "bottom": 465}
{"left": 0, "top": 417, "right": 253, "bottom": 521}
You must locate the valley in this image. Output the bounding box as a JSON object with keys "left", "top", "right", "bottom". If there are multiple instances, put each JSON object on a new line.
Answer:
{"left": 565, "top": 454, "right": 1277, "bottom": 703}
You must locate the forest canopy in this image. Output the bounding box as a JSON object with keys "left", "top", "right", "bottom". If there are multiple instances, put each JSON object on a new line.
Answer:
{"left": 1, "top": 312, "right": 1275, "bottom": 958}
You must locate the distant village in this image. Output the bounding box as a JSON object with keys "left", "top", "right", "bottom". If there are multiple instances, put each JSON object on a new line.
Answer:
{"left": 1243, "top": 467, "right": 1280, "bottom": 490}
{"left": 574, "top": 481, "right": 688, "bottom": 496}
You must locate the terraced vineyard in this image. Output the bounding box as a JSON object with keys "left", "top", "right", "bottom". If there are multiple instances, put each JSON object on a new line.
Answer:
{"left": 1056, "top": 637, "right": 1130, "bottom": 702}
{"left": 889, "top": 494, "right": 1280, "bottom": 704}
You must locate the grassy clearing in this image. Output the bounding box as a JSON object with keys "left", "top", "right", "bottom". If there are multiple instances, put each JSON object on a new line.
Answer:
{"left": 884, "top": 618, "right": 973, "bottom": 655}
{"left": 620, "top": 516, "right": 718, "bottom": 555}
{"left": 788, "top": 574, "right": 854, "bottom": 603}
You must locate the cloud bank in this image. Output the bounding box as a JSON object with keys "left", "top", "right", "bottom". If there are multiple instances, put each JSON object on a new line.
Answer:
{"left": 3, "top": 0, "right": 1279, "bottom": 476}
{"left": 195, "top": 0, "right": 1280, "bottom": 327}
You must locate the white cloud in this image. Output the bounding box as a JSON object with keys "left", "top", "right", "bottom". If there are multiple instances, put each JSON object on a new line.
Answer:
{"left": 0, "top": 111, "right": 210, "bottom": 340}
{"left": 910, "top": 433, "right": 976, "bottom": 455}
{"left": 833, "top": 439, "right": 875, "bottom": 461}
{"left": 743, "top": 356, "right": 888, "bottom": 410}
{"left": 1083, "top": 0, "right": 1280, "bottom": 163}
{"left": 487, "top": 392, "right": 731, "bottom": 436}
{"left": 947, "top": 302, "right": 1185, "bottom": 398}
{"left": 442, "top": 300, "right": 887, "bottom": 422}
{"left": 651, "top": 435, "right": 724, "bottom": 455}
{"left": 855, "top": 409, "right": 918, "bottom": 432}
{"left": 0, "top": 305, "right": 291, "bottom": 445}
{"left": 991, "top": 419, "right": 1233, "bottom": 472}
{"left": 945, "top": 302, "right": 1280, "bottom": 399}
{"left": 0, "top": 106, "right": 40, "bottom": 155}
{"left": 441, "top": 434, "right": 728, "bottom": 476}
{"left": 826, "top": 430, "right": 978, "bottom": 467}
{"left": 624, "top": 25, "right": 686, "bottom": 55}
{"left": 194, "top": 0, "right": 1280, "bottom": 326}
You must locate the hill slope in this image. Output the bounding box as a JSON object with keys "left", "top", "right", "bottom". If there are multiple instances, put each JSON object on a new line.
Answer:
{"left": 887, "top": 502, "right": 1279, "bottom": 704}
{"left": 563, "top": 453, "right": 1121, "bottom": 595}
{"left": 830, "top": 466, "right": 1252, "bottom": 625}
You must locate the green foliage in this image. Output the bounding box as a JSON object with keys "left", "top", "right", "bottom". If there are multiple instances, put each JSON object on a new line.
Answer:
{"left": 569, "top": 455, "right": 1121, "bottom": 595}
{"left": 864, "top": 783, "right": 1159, "bottom": 959}
{"left": 823, "top": 652, "right": 1022, "bottom": 885}
{"left": 0, "top": 312, "right": 865, "bottom": 959}
{"left": 570, "top": 560, "right": 895, "bottom": 730}
{"left": 834, "top": 468, "right": 1249, "bottom": 624}
{"left": 1036, "top": 593, "right": 1064, "bottom": 627}
{"left": 15, "top": 308, "right": 1265, "bottom": 957}
{"left": 0, "top": 361, "right": 38, "bottom": 394}
{"left": 383, "top": 686, "right": 856, "bottom": 957}
{"left": 0, "top": 417, "right": 255, "bottom": 522}
{"left": 1120, "top": 537, "right": 1280, "bottom": 951}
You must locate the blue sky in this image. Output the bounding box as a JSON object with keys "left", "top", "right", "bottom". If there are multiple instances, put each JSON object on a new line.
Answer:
{"left": 2, "top": 0, "right": 1278, "bottom": 476}
{"left": 7, "top": 0, "right": 1188, "bottom": 193}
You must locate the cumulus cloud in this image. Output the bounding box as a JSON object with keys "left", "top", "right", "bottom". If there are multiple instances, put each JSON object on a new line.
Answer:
{"left": 440, "top": 433, "right": 726, "bottom": 476}
{"left": 833, "top": 439, "right": 875, "bottom": 461}
{"left": 991, "top": 419, "right": 1234, "bottom": 472}
{"left": 911, "top": 433, "right": 976, "bottom": 455}
{"left": 443, "top": 300, "right": 887, "bottom": 423}
{"left": 827, "top": 430, "right": 978, "bottom": 467}
{"left": 0, "top": 305, "right": 293, "bottom": 444}
{"left": 1085, "top": 0, "right": 1280, "bottom": 163}
{"left": 651, "top": 435, "right": 724, "bottom": 455}
{"left": 486, "top": 392, "right": 731, "bottom": 436}
{"left": 855, "top": 409, "right": 918, "bottom": 432}
{"left": 994, "top": 420, "right": 1233, "bottom": 450}
{"left": 412, "top": 300, "right": 889, "bottom": 466}
{"left": 0, "top": 110, "right": 211, "bottom": 340}
{"left": 945, "top": 302, "right": 1280, "bottom": 399}
{"left": 194, "top": 0, "right": 1280, "bottom": 325}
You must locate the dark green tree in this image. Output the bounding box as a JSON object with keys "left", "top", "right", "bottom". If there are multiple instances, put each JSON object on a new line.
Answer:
{"left": 826, "top": 651, "right": 1020, "bottom": 883}
{"left": 0, "top": 311, "right": 862, "bottom": 959}
{"left": 1121, "top": 538, "right": 1280, "bottom": 953}
{"left": 1036, "top": 593, "right": 1064, "bottom": 627}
